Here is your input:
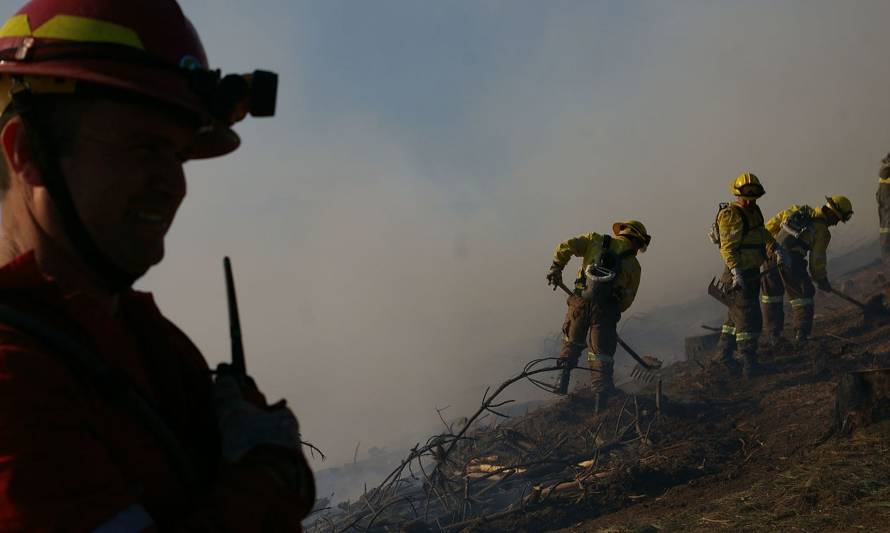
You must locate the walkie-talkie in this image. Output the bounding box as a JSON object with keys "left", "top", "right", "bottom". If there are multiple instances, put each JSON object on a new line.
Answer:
{"left": 223, "top": 257, "right": 247, "bottom": 384}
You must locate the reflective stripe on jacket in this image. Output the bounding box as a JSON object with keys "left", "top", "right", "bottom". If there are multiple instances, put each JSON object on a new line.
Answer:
{"left": 765, "top": 204, "right": 831, "bottom": 281}
{"left": 552, "top": 233, "right": 641, "bottom": 312}
{"left": 717, "top": 202, "right": 778, "bottom": 270}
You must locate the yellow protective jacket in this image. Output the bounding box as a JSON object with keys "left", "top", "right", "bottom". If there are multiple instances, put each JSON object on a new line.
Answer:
{"left": 766, "top": 205, "right": 831, "bottom": 281}
{"left": 717, "top": 202, "right": 779, "bottom": 271}
{"left": 552, "top": 233, "right": 641, "bottom": 312}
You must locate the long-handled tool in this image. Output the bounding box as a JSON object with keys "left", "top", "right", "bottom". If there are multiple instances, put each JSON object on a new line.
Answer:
{"left": 618, "top": 337, "right": 663, "bottom": 383}
{"left": 555, "top": 281, "right": 662, "bottom": 383}
{"left": 707, "top": 265, "right": 779, "bottom": 307}
{"left": 826, "top": 287, "right": 888, "bottom": 319}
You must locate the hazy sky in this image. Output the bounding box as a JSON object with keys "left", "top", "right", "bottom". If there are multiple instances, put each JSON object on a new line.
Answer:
{"left": 3, "top": 0, "right": 889, "bottom": 465}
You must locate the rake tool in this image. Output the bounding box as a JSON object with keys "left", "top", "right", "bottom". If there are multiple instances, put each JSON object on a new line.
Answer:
{"left": 618, "top": 336, "right": 662, "bottom": 383}
{"left": 554, "top": 281, "right": 662, "bottom": 383}
{"left": 707, "top": 265, "right": 779, "bottom": 307}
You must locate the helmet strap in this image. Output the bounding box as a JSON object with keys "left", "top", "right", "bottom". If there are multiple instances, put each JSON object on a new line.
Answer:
{"left": 11, "top": 88, "right": 138, "bottom": 291}
{"left": 623, "top": 234, "right": 645, "bottom": 253}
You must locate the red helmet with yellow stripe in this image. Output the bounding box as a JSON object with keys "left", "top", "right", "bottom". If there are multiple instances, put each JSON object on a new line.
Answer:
{"left": 0, "top": 0, "right": 277, "bottom": 158}
{"left": 0, "top": 0, "right": 278, "bottom": 288}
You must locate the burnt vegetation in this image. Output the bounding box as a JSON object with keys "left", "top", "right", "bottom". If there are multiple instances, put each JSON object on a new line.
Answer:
{"left": 308, "top": 258, "right": 890, "bottom": 532}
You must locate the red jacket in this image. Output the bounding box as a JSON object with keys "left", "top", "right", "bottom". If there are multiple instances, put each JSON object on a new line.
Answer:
{"left": 0, "top": 253, "right": 310, "bottom": 531}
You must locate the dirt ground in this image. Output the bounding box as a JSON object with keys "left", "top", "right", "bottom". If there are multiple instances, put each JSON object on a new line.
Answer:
{"left": 312, "top": 260, "right": 890, "bottom": 532}
{"left": 464, "top": 261, "right": 890, "bottom": 533}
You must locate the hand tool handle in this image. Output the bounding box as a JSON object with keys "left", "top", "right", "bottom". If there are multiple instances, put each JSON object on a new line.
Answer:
{"left": 616, "top": 335, "right": 656, "bottom": 370}
{"left": 556, "top": 281, "right": 574, "bottom": 297}
{"left": 829, "top": 287, "right": 867, "bottom": 310}
{"left": 554, "top": 281, "right": 655, "bottom": 371}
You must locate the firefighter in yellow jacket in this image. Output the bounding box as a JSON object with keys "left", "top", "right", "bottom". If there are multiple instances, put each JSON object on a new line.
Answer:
{"left": 761, "top": 196, "right": 854, "bottom": 343}
{"left": 711, "top": 173, "right": 786, "bottom": 378}
{"left": 546, "top": 221, "right": 650, "bottom": 396}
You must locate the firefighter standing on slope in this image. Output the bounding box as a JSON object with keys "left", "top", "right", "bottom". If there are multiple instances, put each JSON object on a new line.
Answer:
{"left": 0, "top": 0, "right": 314, "bottom": 530}
{"left": 546, "top": 221, "right": 650, "bottom": 397}
{"left": 760, "top": 196, "right": 854, "bottom": 344}
{"left": 711, "top": 173, "right": 786, "bottom": 378}
{"left": 878, "top": 153, "right": 890, "bottom": 265}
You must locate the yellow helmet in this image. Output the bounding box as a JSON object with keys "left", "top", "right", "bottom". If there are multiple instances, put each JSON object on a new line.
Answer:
{"left": 612, "top": 220, "right": 652, "bottom": 251}
{"left": 824, "top": 195, "right": 854, "bottom": 223}
{"left": 730, "top": 172, "right": 765, "bottom": 199}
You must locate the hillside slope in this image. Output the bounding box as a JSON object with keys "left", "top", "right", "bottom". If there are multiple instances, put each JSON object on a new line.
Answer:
{"left": 307, "top": 253, "right": 890, "bottom": 532}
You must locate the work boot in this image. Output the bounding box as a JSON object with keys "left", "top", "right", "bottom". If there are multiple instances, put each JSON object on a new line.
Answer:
{"left": 739, "top": 341, "right": 763, "bottom": 379}
{"left": 742, "top": 356, "right": 763, "bottom": 379}
{"left": 793, "top": 330, "right": 809, "bottom": 349}
{"left": 589, "top": 360, "right": 615, "bottom": 392}
{"left": 594, "top": 391, "right": 611, "bottom": 413}
{"left": 715, "top": 332, "right": 736, "bottom": 357}
{"left": 553, "top": 357, "right": 577, "bottom": 395}
{"left": 709, "top": 334, "right": 740, "bottom": 375}
{"left": 767, "top": 332, "right": 784, "bottom": 347}
{"left": 763, "top": 333, "right": 790, "bottom": 363}
{"left": 793, "top": 304, "right": 815, "bottom": 340}
{"left": 589, "top": 359, "right": 616, "bottom": 412}
{"left": 762, "top": 302, "right": 784, "bottom": 344}
{"left": 713, "top": 355, "right": 742, "bottom": 376}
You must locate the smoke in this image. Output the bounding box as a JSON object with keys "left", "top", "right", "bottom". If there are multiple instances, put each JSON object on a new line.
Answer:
{"left": 131, "top": 0, "right": 890, "bottom": 468}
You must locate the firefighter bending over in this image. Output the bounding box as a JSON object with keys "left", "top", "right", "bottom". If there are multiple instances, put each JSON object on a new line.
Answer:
{"left": 546, "top": 221, "right": 651, "bottom": 397}
{"left": 761, "top": 196, "right": 853, "bottom": 343}
{"left": 710, "top": 173, "right": 786, "bottom": 378}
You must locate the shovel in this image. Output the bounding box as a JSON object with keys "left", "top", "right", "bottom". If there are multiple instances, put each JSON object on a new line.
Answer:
{"left": 826, "top": 287, "right": 888, "bottom": 320}
{"left": 555, "top": 281, "right": 662, "bottom": 383}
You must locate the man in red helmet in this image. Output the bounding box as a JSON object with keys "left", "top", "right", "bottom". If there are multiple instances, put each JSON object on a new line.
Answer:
{"left": 0, "top": 0, "right": 314, "bottom": 531}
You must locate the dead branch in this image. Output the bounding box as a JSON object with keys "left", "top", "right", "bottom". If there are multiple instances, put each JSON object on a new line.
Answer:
{"left": 432, "top": 362, "right": 566, "bottom": 478}
{"left": 436, "top": 405, "right": 454, "bottom": 434}
{"left": 615, "top": 394, "right": 631, "bottom": 436}
{"left": 303, "top": 440, "right": 327, "bottom": 461}
{"left": 328, "top": 356, "right": 608, "bottom": 531}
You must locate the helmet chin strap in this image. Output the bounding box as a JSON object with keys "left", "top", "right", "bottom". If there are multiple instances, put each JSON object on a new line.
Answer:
{"left": 11, "top": 89, "right": 138, "bottom": 291}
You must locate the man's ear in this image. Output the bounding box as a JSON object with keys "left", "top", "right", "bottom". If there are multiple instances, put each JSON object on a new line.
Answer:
{"left": 0, "top": 116, "right": 42, "bottom": 187}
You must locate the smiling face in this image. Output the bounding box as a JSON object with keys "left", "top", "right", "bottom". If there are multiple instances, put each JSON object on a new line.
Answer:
{"left": 55, "top": 98, "right": 195, "bottom": 278}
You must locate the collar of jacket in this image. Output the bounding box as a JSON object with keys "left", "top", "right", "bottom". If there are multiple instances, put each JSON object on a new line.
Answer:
{"left": 611, "top": 235, "right": 638, "bottom": 256}
{"left": 0, "top": 250, "right": 160, "bottom": 321}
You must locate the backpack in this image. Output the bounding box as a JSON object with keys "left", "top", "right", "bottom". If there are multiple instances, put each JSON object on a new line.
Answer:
{"left": 775, "top": 206, "right": 814, "bottom": 250}
{"left": 580, "top": 235, "right": 634, "bottom": 302}
{"left": 708, "top": 202, "right": 767, "bottom": 258}
{"left": 709, "top": 203, "right": 740, "bottom": 246}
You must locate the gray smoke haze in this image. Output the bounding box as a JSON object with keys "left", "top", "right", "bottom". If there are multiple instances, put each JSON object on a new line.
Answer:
{"left": 113, "top": 0, "right": 890, "bottom": 467}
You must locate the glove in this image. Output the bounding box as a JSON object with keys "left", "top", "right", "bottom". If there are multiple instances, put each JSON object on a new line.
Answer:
{"left": 730, "top": 267, "right": 748, "bottom": 291}
{"left": 775, "top": 247, "right": 791, "bottom": 267}
{"left": 546, "top": 263, "right": 563, "bottom": 290}
{"left": 213, "top": 369, "right": 317, "bottom": 526}
{"left": 816, "top": 278, "right": 832, "bottom": 291}
{"left": 213, "top": 373, "right": 302, "bottom": 462}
